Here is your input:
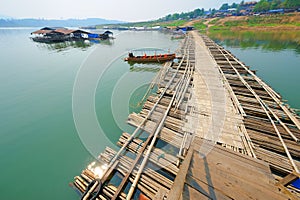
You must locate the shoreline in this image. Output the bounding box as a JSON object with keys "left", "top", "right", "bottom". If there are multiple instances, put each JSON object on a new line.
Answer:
{"left": 226, "top": 25, "right": 300, "bottom": 31}
{"left": 188, "top": 12, "right": 300, "bottom": 33}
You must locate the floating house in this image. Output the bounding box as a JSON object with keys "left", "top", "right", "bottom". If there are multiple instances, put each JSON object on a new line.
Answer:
{"left": 176, "top": 26, "right": 194, "bottom": 32}
{"left": 31, "top": 27, "right": 113, "bottom": 43}
{"left": 100, "top": 31, "right": 113, "bottom": 39}
{"left": 268, "top": 9, "right": 284, "bottom": 14}
{"left": 31, "top": 27, "right": 55, "bottom": 36}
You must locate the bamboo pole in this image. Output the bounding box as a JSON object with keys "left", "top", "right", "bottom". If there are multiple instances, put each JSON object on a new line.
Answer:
{"left": 221, "top": 41, "right": 300, "bottom": 131}
{"left": 126, "top": 87, "right": 178, "bottom": 200}
{"left": 100, "top": 54, "right": 184, "bottom": 183}
{"left": 82, "top": 181, "right": 98, "bottom": 200}
{"left": 215, "top": 44, "right": 299, "bottom": 173}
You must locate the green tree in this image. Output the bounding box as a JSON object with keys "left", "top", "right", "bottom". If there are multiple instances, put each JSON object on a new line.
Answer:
{"left": 283, "top": 0, "right": 300, "bottom": 9}
{"left": 220, "top": 3, "right": 229, "bottom": 10}
{"left": 270, "top": 0, "right": 283, "bottom": 9}
{"left": 165, "top": 14, "right": 172, "bottom": 21}
{"left": 172, "top": 13, "right": 180, "bottom": 20}
{"left": 231, "top": 3, "right": 238, "bottom": 8}
{"left": 193, "top": 8, "right": 201, "bottom": 17}
{"left": 254, "top": 0, "right": 271, "bottom": 12}
{"left": 237, "top": 1, "right": 245, "bottom": 11}
{"left": 211, "top": 8, "right": 217, "bottom": 15}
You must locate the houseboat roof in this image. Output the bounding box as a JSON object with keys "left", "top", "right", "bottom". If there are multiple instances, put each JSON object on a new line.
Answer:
{"left": 31, "top": 29, "right": 53, "bottom": 35}
{"left": 31, "top": 28, "right": 91, "bottom": 35}
{"left": 104, "top": 30, "right": 113, "bottom": 35}
{"left": 54, "top": 29, "right": 77, "bottom": 35}
{"left": 40, "top": 27, "right": 56, "bottom": 30}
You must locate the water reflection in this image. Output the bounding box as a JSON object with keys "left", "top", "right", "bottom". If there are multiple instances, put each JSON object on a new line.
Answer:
{"left": 129, "top": 64, "right": 161, "bottom": 72}
{"left": 208, "top": 31, "right": 300, "bottom": 54}
{"left": 33, "top": 39, "right": 113, "bottom": 52}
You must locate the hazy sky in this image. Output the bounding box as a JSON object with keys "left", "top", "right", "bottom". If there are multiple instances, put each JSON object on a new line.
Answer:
{"left": 1, "top": 0, "right": 238, "bottom": 21}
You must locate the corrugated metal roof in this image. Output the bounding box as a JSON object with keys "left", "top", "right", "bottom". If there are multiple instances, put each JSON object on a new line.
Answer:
{"left": 31, "top": 28, "right": 91, "bottom": 35}
{"left": 31, "top": 30, "right": 53, "bottom": 34}
{"left": 54, "top": 29, "right": 90, "bottom": 35}
{"left": 40, "top": 27, "right": 55, "bottom": 30}
{"left": 54, "top": 29, "right": 75, "bottom": 35}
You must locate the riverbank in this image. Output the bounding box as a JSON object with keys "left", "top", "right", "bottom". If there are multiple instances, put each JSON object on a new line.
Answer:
{"left": 207, "top": 30, "right": 300, "bottom": 47}
{"left": 191, "top": 12, "right": 300, "bottom": 32}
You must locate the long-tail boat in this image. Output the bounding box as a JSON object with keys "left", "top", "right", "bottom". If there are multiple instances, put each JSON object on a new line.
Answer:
{"left": 124, "top": 52, "right": 176, "bottom": 63}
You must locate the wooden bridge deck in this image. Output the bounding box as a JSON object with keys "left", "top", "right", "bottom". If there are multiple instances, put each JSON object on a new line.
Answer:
{"left": 188, "top": 31, "right": 248, "bottom": 154}
{"left": 172, "top": 138, "right": 287, "bottom": 200}
{"left": 71, "top": 31, "right": 300, "bottom": 200}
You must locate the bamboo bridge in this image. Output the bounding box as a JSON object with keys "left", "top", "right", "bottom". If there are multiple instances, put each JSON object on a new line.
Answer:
{"left": 71, "top": 31, "right": 300, "bottom": 200}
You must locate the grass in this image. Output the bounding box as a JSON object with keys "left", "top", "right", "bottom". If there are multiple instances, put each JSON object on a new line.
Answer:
{"left": 207, "top": 13, "right": 300, "bottom": 31}
{"left": 194, "top": 21, "right": 207, "bottom": 30}
{"left": 223, "top": 20, "right": 241, "bottom": 27}
{"left": 160, "top": 20, "right": 187, "bottom": 27}
{"left": 193, "top": 21, "right": 207, "bottom": 31}
{"left": 208, "top": 18, "right": 219, "bottom": 24}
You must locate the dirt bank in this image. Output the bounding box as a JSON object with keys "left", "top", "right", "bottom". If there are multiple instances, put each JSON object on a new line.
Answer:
{"left": 189, "top": 12, "right": 300, "bottom": 32}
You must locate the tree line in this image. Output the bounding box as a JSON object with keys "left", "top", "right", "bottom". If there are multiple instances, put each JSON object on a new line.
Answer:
{"left": 254, "top": 0, "right": 300, "bottom": 12}
{"left": 158, "top": 0, "right": 300, "bottom": 21}
{"left": 160, "top": 8, "right": 206, "bottom": 21}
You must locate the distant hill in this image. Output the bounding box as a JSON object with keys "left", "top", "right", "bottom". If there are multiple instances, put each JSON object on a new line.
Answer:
{"left": 0, "top": 18, "right": 124, "bottom": 27}
{"left": 0, "top": 14, "right": 12, "bottom": 19}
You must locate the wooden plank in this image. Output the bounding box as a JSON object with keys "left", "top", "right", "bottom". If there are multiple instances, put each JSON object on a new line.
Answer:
{"left": 111, "top": 126, "right": 158, "bottom": 199}
{"left": 278, "top": 172, "right": 300, "bottom": 186}
{"left": 184, "top": 175, "right": 234, "bottom": 200}
{"left": 188, "top": 145, "right": 287, "bottom": 199}
{"left": 167, "top": 145, "right": 194, "bottom": 200}
{"left": 153, "top": 188, "right": 168, "bottom": 200}
{"left": 182, "top": 183, "right": 215, "bottom": 200}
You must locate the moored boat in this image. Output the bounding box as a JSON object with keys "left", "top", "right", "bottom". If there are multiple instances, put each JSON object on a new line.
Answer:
{"left": 124, "top": 52, "right": 176, "bottom": 63}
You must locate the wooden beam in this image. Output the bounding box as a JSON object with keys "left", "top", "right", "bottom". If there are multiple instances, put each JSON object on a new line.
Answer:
{"left": 167, "top": 145, "right": 194, "bottom": 200}
{"left": 278, "top": 171, "right": 300, "bottom": 186}
{"left": 153, "top": 188, "right": 168, "bottom": 200}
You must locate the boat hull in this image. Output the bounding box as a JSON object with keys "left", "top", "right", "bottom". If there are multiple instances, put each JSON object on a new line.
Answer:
{"left": 125, "top": 54, "right": 176, "bottom": 63}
